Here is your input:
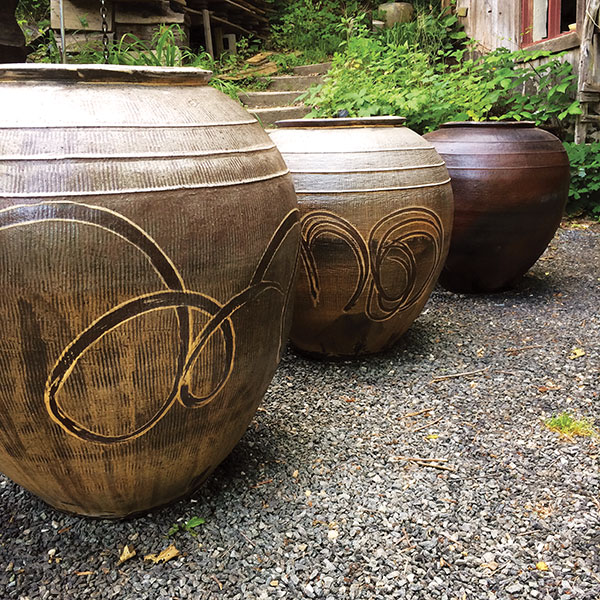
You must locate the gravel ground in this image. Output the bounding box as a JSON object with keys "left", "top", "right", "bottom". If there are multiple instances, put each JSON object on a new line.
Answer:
{"left": 1, "top": 222, "right": 599, "bottom": 600}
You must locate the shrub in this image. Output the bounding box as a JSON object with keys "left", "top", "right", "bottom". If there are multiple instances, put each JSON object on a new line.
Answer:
{"left": 302, "top": 12, "right": 580, "bottom": 135}
{"left": 563, "top": 142, "right": 600, "bottom": 219}
{"left": 269, "top": 0, "right": 369, "bottom": 63}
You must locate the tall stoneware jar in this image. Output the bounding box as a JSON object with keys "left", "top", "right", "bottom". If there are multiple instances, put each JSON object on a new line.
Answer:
{"left": 269, "top": 117, "right": 454, "bottom": 358}
{"left": 0, "top": 64, "right": 299, "bottom": 517}
{"left": 424, "top": 122, "right": 569, "bottom": 293}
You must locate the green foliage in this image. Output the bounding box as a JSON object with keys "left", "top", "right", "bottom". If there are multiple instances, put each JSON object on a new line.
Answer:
{"left": 377, "top": 6, "right": 464, "bottom": 55}
{"left": 40, "top": 25, "right": 259, "bottom": 99}
{"left": 303, "top": 8, "right": 580, "bottom": 135}
{"left": 16, "top": 0, "right": 50, "bottom": 46}
{"left": 545, "top": 413, "right": 597, "bottom": 438}
{"left": 168, "top": 516, "right": 206, "bottom": 537}
{"left": 563, "top": 142, "right": 600, "bottom": 219}
{"left": 269, "top": 0, "right": 370, "bottom": 63}
{"left": 16, "top": 0, "right": 49, "bottom": 26}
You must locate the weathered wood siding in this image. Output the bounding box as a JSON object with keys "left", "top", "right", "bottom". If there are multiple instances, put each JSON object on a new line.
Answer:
{"left": 453, "top": 0, "right": 521, "bottom": 51}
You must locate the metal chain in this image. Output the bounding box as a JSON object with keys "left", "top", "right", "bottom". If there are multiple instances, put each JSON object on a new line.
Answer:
{"left": 100, "top": 0, "right": 110, "bottom": 64}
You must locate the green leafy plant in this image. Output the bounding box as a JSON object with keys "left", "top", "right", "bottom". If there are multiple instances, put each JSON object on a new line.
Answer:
{"left": 269, "top": 0, "right": 370, "bottom": 63}
{"left": 59, "top": 25, "right": 252, "bottom": 99}
{"left": 168, "top": 516, "right": 206, "bottom": 537}
{"left": 302, "top": 6, "right": 580, "bottom": 135}
{"left": 563, "top": 142, "right": 600, "bottom": 219}
{"left": 545, "top": 413, "right": 597, "bottom": 438}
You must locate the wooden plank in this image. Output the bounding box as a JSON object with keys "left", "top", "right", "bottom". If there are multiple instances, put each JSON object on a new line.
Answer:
{"left": 520, "top": 30, "right": 580, "bottom": 53}
{"left": 456, "top": 0, "right": 520, "bottom": 51}
{"left": 575, "top": 0, "right": 600, "bottom": 143}
{"left": 114, "top": 21, "right": 189, "bottom": 41}
{"left": 50, "top": 0, "right": 113, "bottom": 31}
{"left": 115, "top": 1, "right": 187, "bottom": 24}
{"left": 56, "top": 30, "right": 115, "bottom": 51}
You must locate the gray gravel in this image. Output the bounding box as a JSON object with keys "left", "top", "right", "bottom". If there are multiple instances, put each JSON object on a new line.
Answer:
{"left": 1, "top": 222, "right": 599, "bottom": 600}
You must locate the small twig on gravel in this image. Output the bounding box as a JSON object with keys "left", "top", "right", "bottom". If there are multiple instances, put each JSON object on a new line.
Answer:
{"left": 239, "top": 531, "right": 257, "bottom": 547}
{"left": 394, "top": 456, "right": 456, "bottom": 471}
{"left": 411, "top": 417, "right": 442, "bottom": 433}
{"left": 399, "top": 408, "right": 434, "bottom": 420}
{"left": 211, "top": 575, "right": 224, "bottom": 590}
{"left": 395, "top": 456, "right": 449, "bottom": 463}
{"left": 250, "top": 479, "right": 273, "bottom": 488}
{"left": 414, "top": 461, "right": 456, "bottom": 472}
{"left": 399, "top": 545, "right": 416, "bottom": 554}
{"left": 505, "top": 345, "right": 544, "bottom": 355}
{"left": 429, "top": 367, "right": 489, "bottom": 383}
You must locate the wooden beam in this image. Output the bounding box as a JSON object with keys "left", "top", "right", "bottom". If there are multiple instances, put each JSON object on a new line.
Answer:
{"left": 114, "top": 1, "right": 187, "bottom": 24}
{"left": 202, "top": 9, "right": 214, "bottom": 58}
{"left": 575, "top": 0, "right": 600, "bottom": 144}
{"left": 50, "top": 0, "right": 113, "bottom": 31}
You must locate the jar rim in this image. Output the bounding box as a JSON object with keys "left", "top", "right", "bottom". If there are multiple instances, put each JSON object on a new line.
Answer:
{"left": 275, "top": 116, "right": 406, "bottom": 128}
{"left": 0, "top": 63, "right": 212, "bottom": 85}
{"left": 440, "top": 120, "right": 536, "bottom": 128}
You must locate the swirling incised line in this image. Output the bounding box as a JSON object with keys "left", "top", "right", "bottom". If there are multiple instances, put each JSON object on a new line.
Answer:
{"left": 0, "top": 201, "right": 298, "bottom": 444}
{"left": 300, "top": 211, "right": 369, "bottom": 311}
{"left": 299, "top": 207, "right": 445, "bottom": 322}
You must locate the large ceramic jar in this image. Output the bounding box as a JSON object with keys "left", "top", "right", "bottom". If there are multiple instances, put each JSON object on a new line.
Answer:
{"left": 424, "top": 122, "right": 570, "bottom": 293}
{"left": 269, "top": 117, "right": 453, "bottom": 358}
{"left": 0, "top": 64, "right": 299, "bottom": 517}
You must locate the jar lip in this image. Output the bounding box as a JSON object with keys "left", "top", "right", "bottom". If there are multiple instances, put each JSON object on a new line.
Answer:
{"left": 276, "top": 116, "right": 406, "bottom": 128}
{"left": 0, "top": 63, "right": 212, "bottom": 85}
{"left": 440, "top": 120, "right": 536, "bottom": 128}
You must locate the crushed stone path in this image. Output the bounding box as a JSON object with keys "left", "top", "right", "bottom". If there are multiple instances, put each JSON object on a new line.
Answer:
{"left": 1, "top": 222, "right": 599, "bottom": 600}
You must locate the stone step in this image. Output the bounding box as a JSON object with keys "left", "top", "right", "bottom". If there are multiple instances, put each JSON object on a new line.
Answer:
{"left": 292, "top": 62, "right": 332, "bottom": 76}
{"left": 239, "top": 90, "right": 304, "bottom": 108}
{"left": 249, "top": 105, "right": 311, "bottom": 128}
{"left": 264, "top": 74, "right": 323, "bottom": 91}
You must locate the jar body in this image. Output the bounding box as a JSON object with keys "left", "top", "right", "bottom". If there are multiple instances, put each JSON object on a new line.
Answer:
{"left": 424, "top": 122, "right": 569, "bottom": 293}
{"left": 0, "top": 65, "right": 299, "bottom": 517}
{"left": 270, "top": 117, "right": 453, "bottom": 358}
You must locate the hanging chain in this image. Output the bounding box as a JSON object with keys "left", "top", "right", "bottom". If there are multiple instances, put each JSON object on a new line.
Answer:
{"left": 100, "top": 0, "right": 110, "bottom": 64}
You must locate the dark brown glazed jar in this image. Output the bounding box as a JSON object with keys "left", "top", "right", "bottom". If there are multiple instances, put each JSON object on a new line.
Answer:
{"left": 424, "top": 121, "right": 570, "bottom": 293}
{"left": 0, "top": 64, "right": 299, "bottom": 517}
{"left": 270, "top": 117, "right": 454, "bottom": 358}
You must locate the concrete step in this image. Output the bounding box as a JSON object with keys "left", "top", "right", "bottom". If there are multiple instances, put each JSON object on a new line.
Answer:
{"left": 264, "top": 74, "right": 323, "bottom": 91}
{"left": 239, "top": 90, "right": 304, "bottom": 108}
{"left": 292, "top": 62, "right": 332, "bottom": 76}
{"left": 249, "top": 105, "right": 311, "bottom": 128}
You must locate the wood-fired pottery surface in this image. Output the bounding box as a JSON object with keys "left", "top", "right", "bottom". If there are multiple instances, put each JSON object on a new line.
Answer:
{"left": 270, "top": 117, "right": 453, "bottom": 358}
{"left": 424, "top": 122, "right": 570, "bottom": 293}
{"left": 0, "top": 0, "right": 27, "bottom": 63}
{"left": 0, "top": 64, "right": 299, "bottom": 517}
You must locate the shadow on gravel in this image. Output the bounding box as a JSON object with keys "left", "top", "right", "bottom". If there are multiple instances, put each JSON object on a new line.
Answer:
{"left": 284, "top": 319, "right": 443, "bottom": 370}
{"left": 431, "top": 271, "right": 564, "bottom": 307}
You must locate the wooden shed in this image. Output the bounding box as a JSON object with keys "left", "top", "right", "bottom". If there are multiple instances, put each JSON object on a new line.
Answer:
{"left": 50, "top": 0, "right": 270, "bottom": 58}
{"left": 443, "top": 0, "right": 600, "bottom": 141}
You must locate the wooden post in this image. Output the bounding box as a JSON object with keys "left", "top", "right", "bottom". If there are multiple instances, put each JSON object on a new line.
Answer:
{"left": 202, "top": 9, "right": 214, "bottom": 59}
{"left": 575, "top": 0, "right": 600, "bottom": 144}
{"left": 214, "top": 26, "right": 224, "bottom": 55}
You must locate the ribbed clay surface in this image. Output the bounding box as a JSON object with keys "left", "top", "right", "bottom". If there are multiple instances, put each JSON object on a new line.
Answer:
{"left": 270, "top": 117, "right": 453, "bottom": 358}
{"left": 0, "top": 65, "right": 299, "bottom": 517}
